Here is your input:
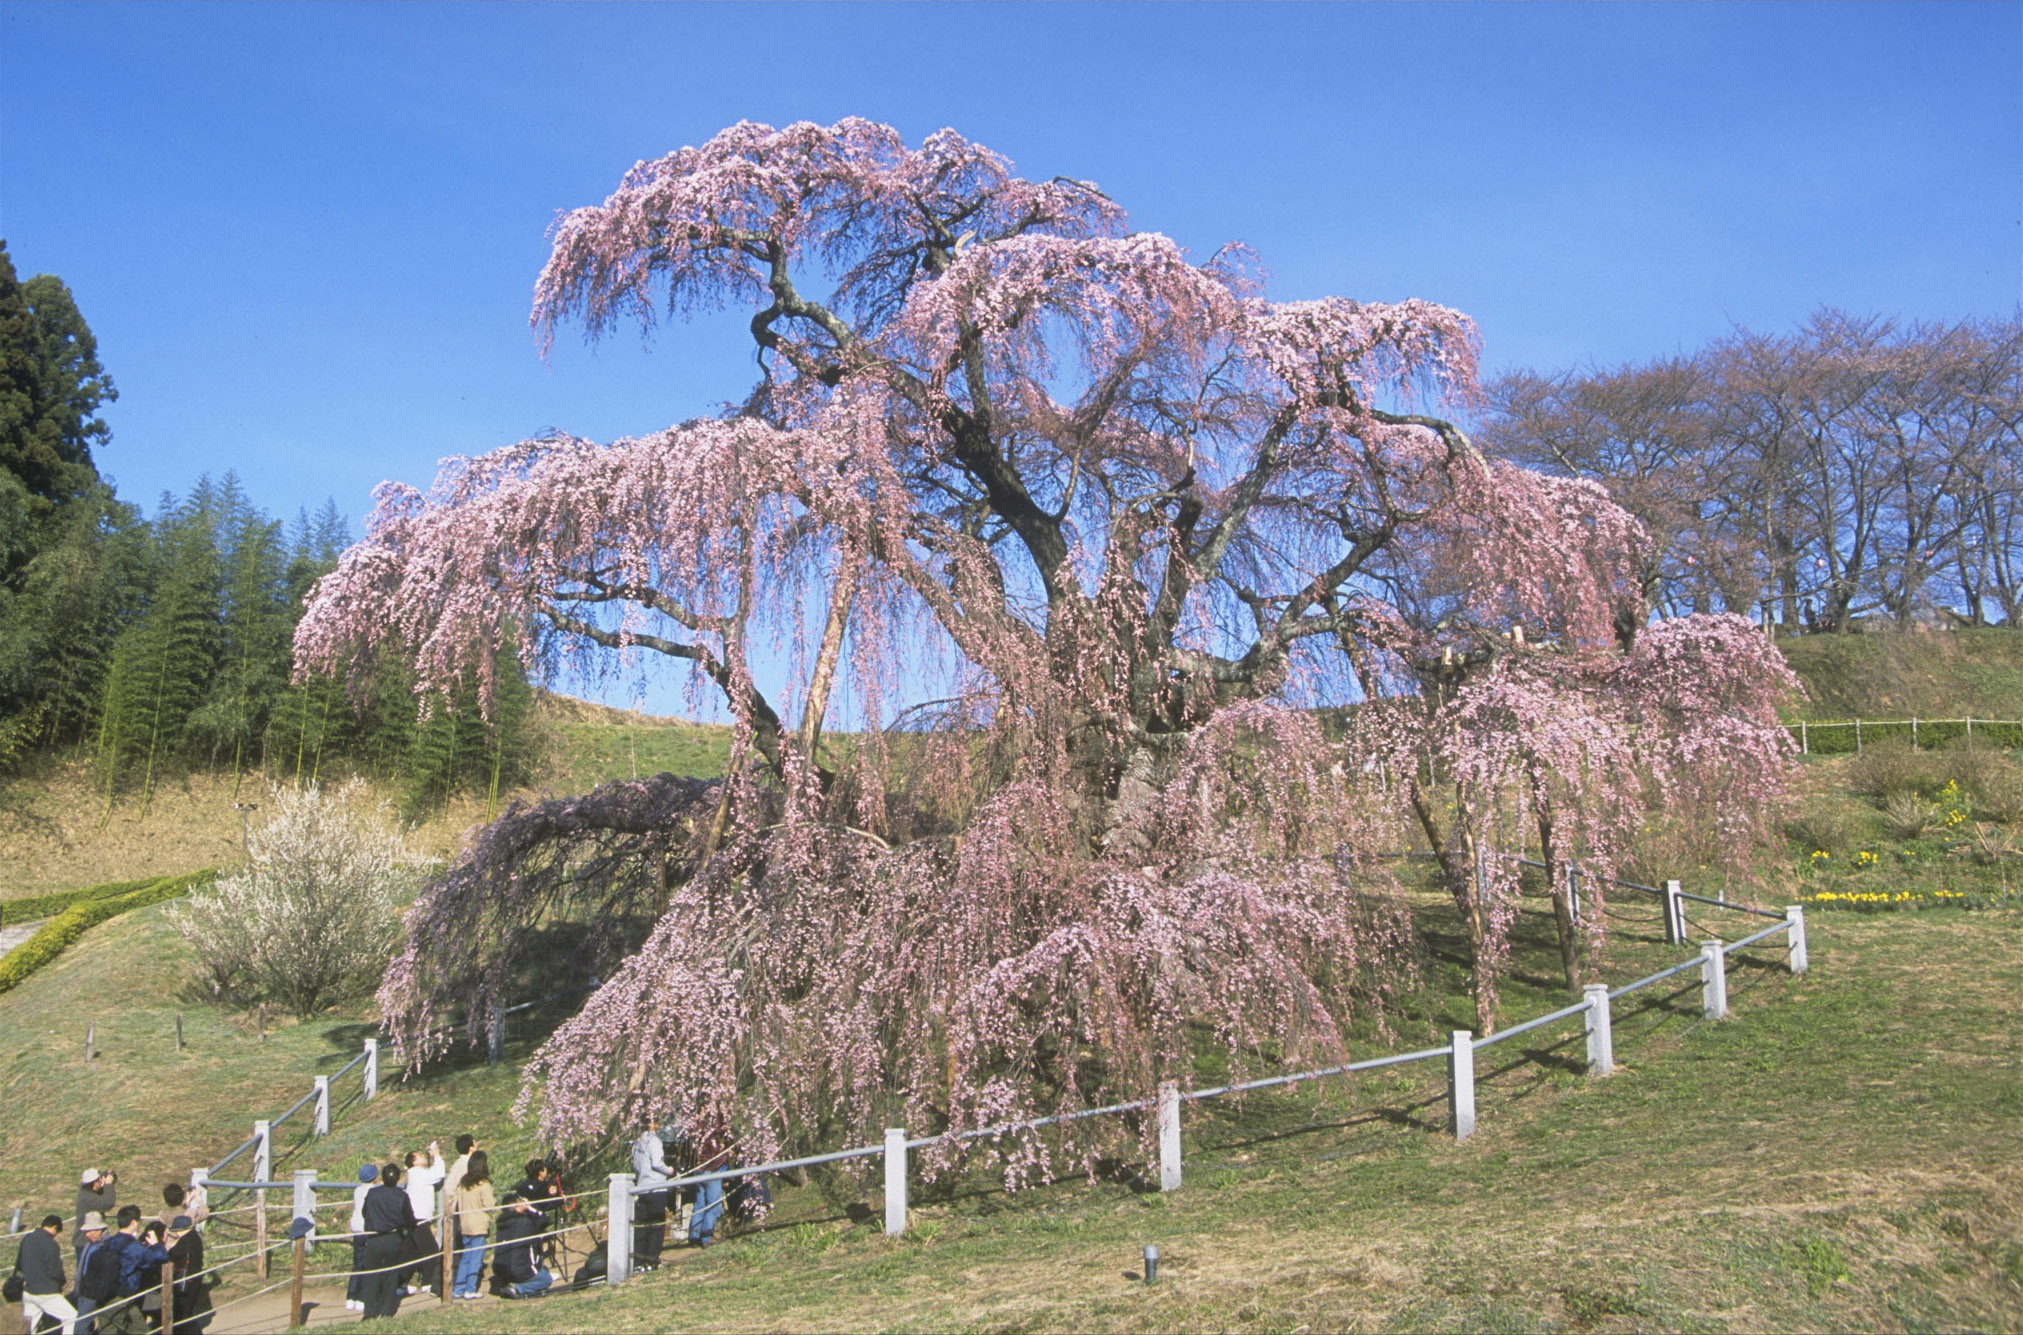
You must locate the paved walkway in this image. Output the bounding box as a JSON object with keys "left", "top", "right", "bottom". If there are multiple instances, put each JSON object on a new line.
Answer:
{"left": 0, "top": 919, "right": 39, "bottom": 955}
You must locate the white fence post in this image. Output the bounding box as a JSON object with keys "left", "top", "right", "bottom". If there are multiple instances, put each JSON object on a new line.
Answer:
{"left": 291, "top": 1169, "right": 317, "bottom": 1237}
{"left": 313, "top": 1076, "right": 330, "bottom": 1136}
{"left": 883, "top": 1128, "right": 908, "bottom": 1237}
{"left": 189, "top": 1168, "right": 209, "bottom": 1229}
{"left": 1785, "top": 906, "right": 1808, "bottom": 975}
{"left": 605, "top": 1173, "right": 634, "bottom": 1286}
{"left": 1583, "top": 984, "right": 1613, "bottom": 1076}
{"left": 1701, "top": 941, "right": 1728, "bottom": 1020}
{"left": 1448, "top": 1031, "right": 1475, "bottom": 1142}
{"left": 486, "top": 1005, "right": 505, "bottom": 1066}
{"left": 1157, "top": 1082, "right": 1182, "bottom": 1192}
{"left": 363, "top": 1039, "right": 378, "bottom": 1100}
{"left": 252, "top": 1119, "right": 271, "bottom": 1184}
{"left": 1663, "top": 881, "right": 1686, "bottom": 946}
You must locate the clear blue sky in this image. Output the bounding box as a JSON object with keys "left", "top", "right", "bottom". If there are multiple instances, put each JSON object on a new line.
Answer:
{"left": 2, "top": 1, "right": 2017, "bottom": 708}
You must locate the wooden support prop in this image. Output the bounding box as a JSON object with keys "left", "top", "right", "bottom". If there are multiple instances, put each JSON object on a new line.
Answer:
{"left": 289, "top": 1236, "right": 306, "bottom": 1328}
{"left": 160, "top": 1251, "right": 176, "bottom": 1331}
{"left": 175, "top": 1013, "right": 184, "bottom": 1052}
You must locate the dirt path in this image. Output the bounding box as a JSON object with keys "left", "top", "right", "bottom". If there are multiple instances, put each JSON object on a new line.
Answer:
{"left": 0, "top": 920, "right": 39, "bottom": 955}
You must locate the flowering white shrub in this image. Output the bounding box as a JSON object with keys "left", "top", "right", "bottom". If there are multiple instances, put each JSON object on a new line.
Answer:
{"left": 172, "top": 780, "right": 411, "bottom": 1016}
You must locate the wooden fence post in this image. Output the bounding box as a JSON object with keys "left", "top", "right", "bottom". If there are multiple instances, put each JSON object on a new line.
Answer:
{"left": 1157, "top": 1082, "right": 1182, "bottom": 1192}
{"left": 253, "top": 1119, "right": 271, "bottom": 1279}
{"left": 1785, "top": 905, "right": 1809, "bottom": 975}
{"left": 1583, "top": 985, "right": 1613, "bottom": 1076}
{"left": 441, "top": 1213, "right": 454, "bottom": 1304}
{"left": 606, "top": 1173, "right": 635, "bottom": 1286}
{"left": 176, "top": 1013, "right": 184, "bottom": 1052}
{"left": 363, "top": 1038, "right": 378, "bottom": 1100}
{"left": 1448, "top": 1032, "right": 1475, "bottom": 1142}
{"left": 884, "top": 1128, "right": 909, "bottom": 1236}
{"left": 1701, "top": 942, "right": 1728, "bottom": 1020}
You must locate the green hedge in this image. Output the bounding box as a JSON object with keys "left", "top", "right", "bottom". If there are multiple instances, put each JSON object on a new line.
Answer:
{"left": 0, "top": 876, "right": 162, "bottom": 929}
{"left": 0, "top": 868, "right": 217, "bottom": 996}
{"left": 1789, "top": 719, "right": 2023, "bottom": 755}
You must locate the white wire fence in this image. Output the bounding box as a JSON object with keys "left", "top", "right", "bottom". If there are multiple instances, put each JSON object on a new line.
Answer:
{"left": 1786, "top": 715, "right": 2023, "bottom": 754}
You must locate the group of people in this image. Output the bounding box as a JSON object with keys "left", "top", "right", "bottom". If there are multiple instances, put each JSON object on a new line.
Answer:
{"left": 15, "top": 1127, "right": 773, "bottom": 1333}
{"left": 628, "top": 1126, "right": 769, "bottom": 1272}
{"left": 343, "top": 1134, "right": 566, "bottom": 1319}
{"left": 8, "top": 1169, "right": 213, "bottom": 1335}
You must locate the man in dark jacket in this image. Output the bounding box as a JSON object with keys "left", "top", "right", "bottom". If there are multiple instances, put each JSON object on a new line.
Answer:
{"left": 357, "top": 1164, "right": 418, "bottom": 1320}
{"left": 15, "top": 1214, "right": 76, "bottom": 1333}
{"left": 74, "top": 1172, "right": 116, "bottom": 1261}
{"left": 490, "top": 1197, "right": 552, "bottom": 1299}
{"left": 71, "top": 1211, "right": 107, "bottom": 1334}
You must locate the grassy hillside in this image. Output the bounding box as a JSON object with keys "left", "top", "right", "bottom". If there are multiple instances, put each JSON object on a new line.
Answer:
{"left": 1779, "top": 626, "right": 2023, "bottom": 721}
{"left": 402, "top": 910, "right": 2018, "bottom": 1334}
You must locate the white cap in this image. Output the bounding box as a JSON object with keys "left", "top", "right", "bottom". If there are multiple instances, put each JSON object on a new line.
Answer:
{"left": 81, "top": 1168, "right": 101, "bottom": 1185}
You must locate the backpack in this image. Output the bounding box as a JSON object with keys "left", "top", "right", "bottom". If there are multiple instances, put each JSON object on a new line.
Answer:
{"left": 78, "top": 1234, "right": 125, "bottom": 1305}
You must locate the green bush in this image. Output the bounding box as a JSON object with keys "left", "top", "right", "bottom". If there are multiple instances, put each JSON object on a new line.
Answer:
{"left": 0, "top": 876, "right": 161, "bottom": 928}
{"left": 1784, "top": 806, "right": 1871, "bottom": 856}
{"left": 0, "top": 869, "right": 216, "bottom": 996}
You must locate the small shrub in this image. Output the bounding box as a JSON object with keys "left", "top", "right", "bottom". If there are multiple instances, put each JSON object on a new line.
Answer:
{"left": 1881, "top": 792, "right": 1941, "bottom": 840}
{"left": 1846, "top": 739, "right": 1947, "bottom": 802}
{"left": 1785, "top": 806, "right": 1865, "bottom": 857}
{"left": 170, "top": 781, "right": 413, "bottom": 1018}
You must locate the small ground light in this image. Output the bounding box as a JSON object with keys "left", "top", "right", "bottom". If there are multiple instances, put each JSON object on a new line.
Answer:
{"left": 1143, "top": 1244, "right": 1158, "bottom": 1283}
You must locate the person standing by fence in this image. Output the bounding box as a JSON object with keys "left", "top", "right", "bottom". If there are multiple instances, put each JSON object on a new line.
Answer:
{"left": 401, "top": 1145, "right": 446, "bottom": 1297}
{"left": 163, "top": 1217, "right": 207, "bottom": 1335}
{"left": 629, "top": 1127, "right": 671, "bottom": 1271}
{"left": 14, "top": 1214, "right": 77, "bottom": 1335}
{"left": 73, "top": 1173, "right": 115, "bottom": 1264}
{"left": 70, "top": 1212, "right": 107, "bottom": 1334}
{"left": 344, "top": 1164, "right": 375, "bottom": 1312}
{"left": 357, "top": 1164, "right": 418, "bottom": 1321}
{"left": 443, "top": 1152, "right": 493, "bottom": 1301}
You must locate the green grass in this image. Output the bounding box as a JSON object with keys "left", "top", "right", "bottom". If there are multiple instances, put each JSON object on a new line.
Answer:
{"left": 1779, "top": 626, "right": 2023, "bottom": 722}
{"left": 376, "top": 906, "right": 2020, "bottom": 1334}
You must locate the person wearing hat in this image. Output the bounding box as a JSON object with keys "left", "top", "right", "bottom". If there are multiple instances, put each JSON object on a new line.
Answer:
{"left": 345, "top": 1164, "right": 376, "bottom": 1312}
{"left": 164, "top": 1215, "right": 209, "bottom": 1334}
{"left": 74, "top": 1171, "right": 116, "bottom": 1261}
{"left": 14, "top": 1213, "right": 76, "bottom": 1334}
{"left": 71, "top": 1212, "right": 107, "bottom": 1334}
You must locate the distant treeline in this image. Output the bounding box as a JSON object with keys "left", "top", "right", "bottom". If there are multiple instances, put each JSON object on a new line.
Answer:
{"left": 1484, "top": 311, "right": 2022, "bottom": 632}
{"left": 0, "top": 240, "right": 534, "bottom": 810}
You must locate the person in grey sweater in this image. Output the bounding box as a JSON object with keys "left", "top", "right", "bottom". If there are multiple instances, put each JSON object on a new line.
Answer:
{"left": 16, "top": 1214, "right": 78, "bottom": 1333}
{"left": 73, "top": 1171, "right": 116, "bottom": 1260}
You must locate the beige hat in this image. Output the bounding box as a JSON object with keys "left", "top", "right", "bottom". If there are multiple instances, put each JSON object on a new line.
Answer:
{"left": 80, "top": 1169, "right": 101, "bottom": 1185}
{"left": 80, "top": 1211, "right": 106, "bottom": 1231}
